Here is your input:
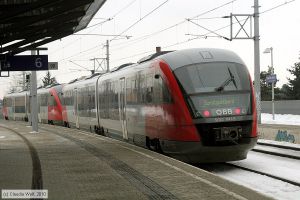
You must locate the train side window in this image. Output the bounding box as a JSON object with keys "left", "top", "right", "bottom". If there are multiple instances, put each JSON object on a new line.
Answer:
{"left": 108, "top": 81, "right": 114, "bottom": 119}
{"left": 146, "top": 74, "right": 153, "bottom": 103}
{"left": 138, "top": 74, "right": 146, "bottom": 103}
{"left": 154, "top": 75, "right": 172, "bottom": 104}
{"left": 132, "top": 78, "right": 138, "bottom": 104}
{"left": 126, "top": 78, "right": 131, "bottom": 104}
{"left": 108, "top": 80, "right": 118, "bottom": 120}
{"left": 89, "top": 86, "right": 96, "bottom": 118}
{"left": 85, "top": 87, "right": 90, "bottom": 117}
{"left": 114, "top": 81, "right": 119, "bottom": 109}
{"left": 126, "top": 77, "right": 138, "bottom": 105}
{"left": 48, "top": 94, "right": 56, "bottom": 107}
{"left": 162, "top": 79, "right": 172, "bottom": 103}
{"left": 154, "top": 76, "right": 163, "bottom": 103}
{"left": 15, "top": 96, "right": 25, "bottom": 113}
{"left": 104, "top": 82, "right": 109, "bottom": 119}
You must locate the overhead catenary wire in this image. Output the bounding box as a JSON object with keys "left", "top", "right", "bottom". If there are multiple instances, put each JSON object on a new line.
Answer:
{"left": 111, "top": 0, "right": 239, "bottom": 50}
{"left": 110, "top": 0, "right": 170, "bottom": 42}
{"left": 260, "top": 0, "right": 296, "bottom": 14}
{"left": 186, "top": 19, "right": 230, "bottom": 40}
{"left": 69, "top": 60, "right": 90, "bottom": 71}
{"left": 49, "top": 0, "right": 138, "bottom": 55}
{"left": 59, "top": 0, "right": 297, "bottom": 67}
{"left": 112, "top": 0, "right": 297, "bottom": 63}
{"left": 58, "top": 0, "right": 171, "bottom": 62}
{"left": 57, "top": 0, "right": 238, "bottom": 61}
{"left": 111, "top": 0, "right": 138, "bottom": 19}
{"left": 49, "top": 18, "right": 111, "bottom": 55}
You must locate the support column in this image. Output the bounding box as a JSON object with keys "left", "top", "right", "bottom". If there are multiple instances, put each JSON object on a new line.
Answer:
{"left": 106, "top": 40, "right": 110, "bottom": 72}
{"left": 254, "top": 0, "right": 261, "bottom": 124}
{"left": 30, "top": 50, "right": 38, "bottom": 132}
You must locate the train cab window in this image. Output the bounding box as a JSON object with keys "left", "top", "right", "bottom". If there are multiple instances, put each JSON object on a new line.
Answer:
{"left": 174, "top": 62, "right": 250, "bottom": 94}
{"left": 174, "top": 62, "right": 252, "bottom": 118}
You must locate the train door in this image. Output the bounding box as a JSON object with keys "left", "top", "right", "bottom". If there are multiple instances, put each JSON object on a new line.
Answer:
{"left": 74, "top": 88, "right": 79, "bottom": 128}
{"left": 119, "top": 78, "right": 128, "bottom": 140}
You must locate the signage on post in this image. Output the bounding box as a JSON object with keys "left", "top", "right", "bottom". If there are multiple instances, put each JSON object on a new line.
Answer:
{"left": 0, "top": 55, "right": 48, "bottom": 71}
{"left": 266, "top": 74, "right": 277, "bottom": 84}
{"left": 48, "top": 62, "right": 58, "bottom": 70}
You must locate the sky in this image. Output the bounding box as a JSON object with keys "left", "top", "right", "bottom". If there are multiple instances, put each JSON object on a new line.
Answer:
{"left": 1, "top": 0, "right": 300, "bottom": 98}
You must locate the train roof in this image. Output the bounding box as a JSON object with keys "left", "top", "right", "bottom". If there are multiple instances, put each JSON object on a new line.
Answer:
{"left": 137, "top": 51, "right": 173, "bottom": 64}
{"left": 107, "top": 48, "right": 246, "bottom": 75}
{"left": 157, "top": 48, "right": 246, "bottom": 71}
{"left": 4, "top": 90, "right": 29, "bottom": 98}
{"left": 61, "top": 48, "right": 247, "bottom": 87}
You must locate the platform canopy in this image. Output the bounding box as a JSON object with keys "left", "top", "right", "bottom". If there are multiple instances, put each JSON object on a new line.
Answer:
{"left": 0, "top": 0, "right": 106, "bottom": 56}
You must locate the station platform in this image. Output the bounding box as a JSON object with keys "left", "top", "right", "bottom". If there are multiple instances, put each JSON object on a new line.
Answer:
{"left": 0, "top": 120, "right": 271, "bottom": 200}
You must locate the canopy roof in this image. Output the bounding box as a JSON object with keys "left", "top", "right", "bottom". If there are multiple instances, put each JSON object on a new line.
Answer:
{"left": 0, "top": 0, "right": 106, "bottom": 55}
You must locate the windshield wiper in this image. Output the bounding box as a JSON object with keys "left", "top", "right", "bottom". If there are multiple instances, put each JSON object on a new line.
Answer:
{"left": 215, "top": 67, "right": 237, "bottom": 92}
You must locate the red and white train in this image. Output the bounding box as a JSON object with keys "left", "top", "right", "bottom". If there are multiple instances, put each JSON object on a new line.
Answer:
{"left": 2, "top": 48, "right": 257, "bottom": 163}
{"left": 3, "top": 84, "right": 63, "bottom": 125}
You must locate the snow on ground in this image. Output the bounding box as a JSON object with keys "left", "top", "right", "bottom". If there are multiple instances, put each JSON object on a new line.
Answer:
{"left": 262, "top": 113, "right": 300, "bottom": 126}
{"left": 214, "top": 113, "right": 300, "bottom": 200}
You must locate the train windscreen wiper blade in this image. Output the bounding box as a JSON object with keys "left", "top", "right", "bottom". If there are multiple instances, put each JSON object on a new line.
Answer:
{"left": 215, "top": 67, "right": 237, "bottom": 92}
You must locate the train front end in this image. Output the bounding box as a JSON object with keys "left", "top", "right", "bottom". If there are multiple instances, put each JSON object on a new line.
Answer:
{"left": 159, "top": 48, "right": 257, "bottom": 163}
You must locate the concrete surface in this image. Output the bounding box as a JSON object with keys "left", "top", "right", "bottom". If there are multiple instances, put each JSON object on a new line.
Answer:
{"left": 0, "top": 120, "right": 272, "bottom": 200}
{"left": 259, "top": 124, "right": 300, "bottom": 144}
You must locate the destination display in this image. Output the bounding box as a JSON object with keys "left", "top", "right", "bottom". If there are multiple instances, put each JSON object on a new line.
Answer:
{"left": 192, "top": 93, "right": 251, "bottom": 118}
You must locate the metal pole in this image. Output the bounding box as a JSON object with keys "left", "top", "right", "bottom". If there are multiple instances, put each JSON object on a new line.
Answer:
{"left": 30, "top": 50, "right": 38, "bottom": 132}
{"left": 270, "top": 47, "right": 275, "bottom": 120}
{"left": 22, "top": 72, "right": 25, "bottom": 90}
{"left": 106, "top": 40, "right": 110, "bottom": 72}
{"left": 254, "top": 0, "right": 261, "bottom": 124}
{"left": 93, "top": 58, "right": 95, "bottom": 74}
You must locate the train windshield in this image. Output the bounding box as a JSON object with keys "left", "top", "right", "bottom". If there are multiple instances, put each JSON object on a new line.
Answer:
{"left": 174, "top": 62, "right": 252, "bottom": 118}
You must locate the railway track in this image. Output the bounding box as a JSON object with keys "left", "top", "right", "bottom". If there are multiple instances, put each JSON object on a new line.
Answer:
{"left": 197, "top": 141, "right": 300, "bottom": 192}
{"left": 252, "top": 141, "right": 300, "bottom": 160}
{"left": 224, "top": 162, "right": 300, "bottom": 187}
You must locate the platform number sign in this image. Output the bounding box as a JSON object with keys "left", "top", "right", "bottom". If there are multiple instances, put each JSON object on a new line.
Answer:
{"left": 0, "top": 55, "right": 48, "bottom": 71}
{"left": 35, "top": 57, "right": 43, "bottom": 68}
